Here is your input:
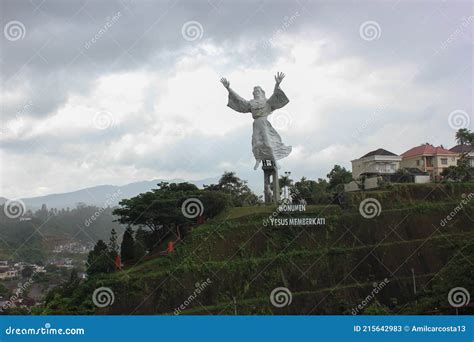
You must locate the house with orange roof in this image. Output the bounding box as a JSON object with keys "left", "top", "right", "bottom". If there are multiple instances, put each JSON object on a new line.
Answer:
{"left": 400, "top": 143, "right": 458, "bottom": 180}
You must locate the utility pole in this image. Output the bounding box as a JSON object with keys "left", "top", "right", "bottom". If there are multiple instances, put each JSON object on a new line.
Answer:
{"left": 411, "top": 268, "right": 417, "bottom": 305}
{"left": 284, "top": 171, "right": 291, "bottom": 201}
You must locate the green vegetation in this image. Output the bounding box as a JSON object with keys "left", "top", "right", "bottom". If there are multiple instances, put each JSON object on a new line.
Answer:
{"left": 204, "top": 171, "right": 259, "bottom": 206}
{"left": 86, "top": 240, "right": 116, "bottom": 276}
{"left": 0, "top": 203, "right": 124, "bottom": 263}
{"left": 120, "top": 227, "right": 135, "bottom": 263}
{"left": 37, "top": 183, "right": 474, "bottom": 315}
{"left": 442, "top": 128, "right": 474, "bottom": 182}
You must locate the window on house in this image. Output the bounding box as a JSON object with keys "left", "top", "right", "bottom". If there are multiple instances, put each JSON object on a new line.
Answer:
{"left": 416, "top": 160, "right": 420, "bottom": 166}
{"left": 441, "top": 158, "right": 448, "bottom": 165}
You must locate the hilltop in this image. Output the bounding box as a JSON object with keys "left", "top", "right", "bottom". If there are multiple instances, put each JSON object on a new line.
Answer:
{"left": 38, "top": 183, "right": 474, "bottom": 315}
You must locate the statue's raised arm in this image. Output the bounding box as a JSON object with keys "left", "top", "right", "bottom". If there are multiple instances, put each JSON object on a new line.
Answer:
{"left": 274, "top": 72, "right": 285, "bottom": 89}
{"left": 221, "top": 77, "right": 251, "bottom": 113}
{"left": 220, "top": 77, "right": 230, "bottom": 90}
{"left": 268, "top": 72, "right": 289, "bottom": 111}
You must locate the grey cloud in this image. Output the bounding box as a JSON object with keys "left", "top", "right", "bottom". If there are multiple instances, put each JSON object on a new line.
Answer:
{"left": 0, "top": 0, "right": 472, "bottom": 198}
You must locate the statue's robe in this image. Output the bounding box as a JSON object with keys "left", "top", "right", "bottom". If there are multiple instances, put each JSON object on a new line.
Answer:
{"left": 227, "top": 87, "right": 292, "bottom": 161}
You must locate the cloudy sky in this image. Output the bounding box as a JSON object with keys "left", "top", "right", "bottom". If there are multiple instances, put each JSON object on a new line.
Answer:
{"left": 0, "top": 0, "right": 472, "bottom": 199}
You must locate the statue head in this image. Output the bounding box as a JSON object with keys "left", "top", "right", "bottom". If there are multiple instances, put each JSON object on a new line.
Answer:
{"left": 253, "top": 86, "right": 266, "bottom": 99}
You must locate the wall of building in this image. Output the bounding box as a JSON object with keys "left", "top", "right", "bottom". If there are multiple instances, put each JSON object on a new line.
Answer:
{"left": 352, "top": 156, "right": 401, "bottom": 179}
{"left": 365, "top": 177, "right": 380, "bottom": 189}
{"left": 432, "top": 155, "right": 458, "bottom": 177}
{"left": 401, "top": 155, "right": 458, "bottom": 179}
{"left": 344, "top": 181, "right": 360, "bottom": 192}
{"left": 400, "top": 156, "right": 423, "bottom": 170}
{"left": 414, "top": 175, "right": 430, "bottom": 183}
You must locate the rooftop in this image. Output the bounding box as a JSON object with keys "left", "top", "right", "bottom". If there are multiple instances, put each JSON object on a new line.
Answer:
{"left": 360, "top": 148, "right": 399, "bottom": 159}
{"left": 450, "top": 144, "right": 474, "bottom": 153}
{"left": 401, "top": 144, "right": 456, "bottom": 158}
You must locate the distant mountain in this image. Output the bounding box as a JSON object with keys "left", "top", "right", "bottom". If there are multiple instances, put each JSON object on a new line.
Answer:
{"left": 17, "top": 177, "right": 219, "bottom": 210}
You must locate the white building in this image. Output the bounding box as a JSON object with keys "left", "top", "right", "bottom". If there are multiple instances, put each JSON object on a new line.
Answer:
{"left": 351, "top": 148, "right": 402, "bottom": 179}
{"left": 0, "top": 268, "right": 18, "bottom": 280}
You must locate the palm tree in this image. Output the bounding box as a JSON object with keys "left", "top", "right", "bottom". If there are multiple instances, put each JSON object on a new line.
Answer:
{"left": 218, "top": 171, "right": 239, "bottom": 186}
{"left": 455, "top": 128, "right": 471, "bottom": 145}
{"left": 279, "top": 173, "right": 292, "bottom": 200}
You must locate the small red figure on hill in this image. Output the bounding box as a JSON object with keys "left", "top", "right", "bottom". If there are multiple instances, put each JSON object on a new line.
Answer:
{"left": 115, "top": 255, "right": 121, "bottom": 270}
{"left": 167, "top": 241, "right": 174, "bottom": 253}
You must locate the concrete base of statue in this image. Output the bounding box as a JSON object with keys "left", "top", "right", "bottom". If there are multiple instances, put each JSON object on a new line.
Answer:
{"left": 262, "top": 160, "right": 280, "bottom": 204}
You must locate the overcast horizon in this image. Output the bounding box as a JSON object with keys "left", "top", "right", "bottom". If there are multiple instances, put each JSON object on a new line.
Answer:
{"left": 1, "top": 0, "right": 472, "bottom": 199}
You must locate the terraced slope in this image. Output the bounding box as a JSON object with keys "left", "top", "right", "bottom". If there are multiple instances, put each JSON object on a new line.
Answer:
{"left": 42, "top": 183, "right": 474, "bottom": 315}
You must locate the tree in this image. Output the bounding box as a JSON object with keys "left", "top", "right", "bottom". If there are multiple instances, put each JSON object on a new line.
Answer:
{"left": 134, "top": 228, "right": 149, "bottom": 260}
{"left": 36, "top": 203, "right": 49, "bottom": 222}
{"left": 62, "top": 269, "right": 80, "bottom": 297}
{"left": 392, "top": 168, "right": 412, "bottom": 183}
{"left": 441, "top": 153, "right": 474, "bottom": 182}
{"left": 108, "top": 228, "right": 119, "bottom": 258}
{"left": 86, "top": 240, "right": 114, "bottom": 276}
{"left": 327, "top": 165, "right": 352, "bottom": 191}
{"left": 114, "top": 181, "right": 230, "bottom": 253}
{"left": 113, "top": 182, "right": 195, "bottom": 246}
{"left": 205, "top": 171, "right": 259, "bottom": 206}
{"left": 455, "top": 128, "right": 473, "bottom": 145}
{"left": 199, "top": 191, "right": 230, "bottom": 218}
{"left": 290, "top": 177, "right": 332, "bottom": 204}
{"left": 120, "top": 227, "right": 135, "bottom": 262}
{"left": 21, "top": 265, "right": 35, "bottom": 278}
{"left": 0, "top": 283, "right": 10, "bottom": 297}
{"left": 278, "top": 174, "right": 293, "bottom": 200}
{"left": 441, "top": 129, "right": 474, "bottom": 181}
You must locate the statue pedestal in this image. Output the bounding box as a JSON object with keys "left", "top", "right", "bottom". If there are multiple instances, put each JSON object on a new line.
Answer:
{"left": 262, "top": 160, "right": 280, "bottom": 204}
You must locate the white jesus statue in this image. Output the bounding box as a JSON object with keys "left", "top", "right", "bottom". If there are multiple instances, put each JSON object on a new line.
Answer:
{"left": 220, "top": 72, "right": 292, "bottom": 170}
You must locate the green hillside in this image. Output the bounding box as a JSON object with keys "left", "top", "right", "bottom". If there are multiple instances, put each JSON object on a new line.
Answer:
{"left": 38, "top": 183, "right": 474, "bottom": 315}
